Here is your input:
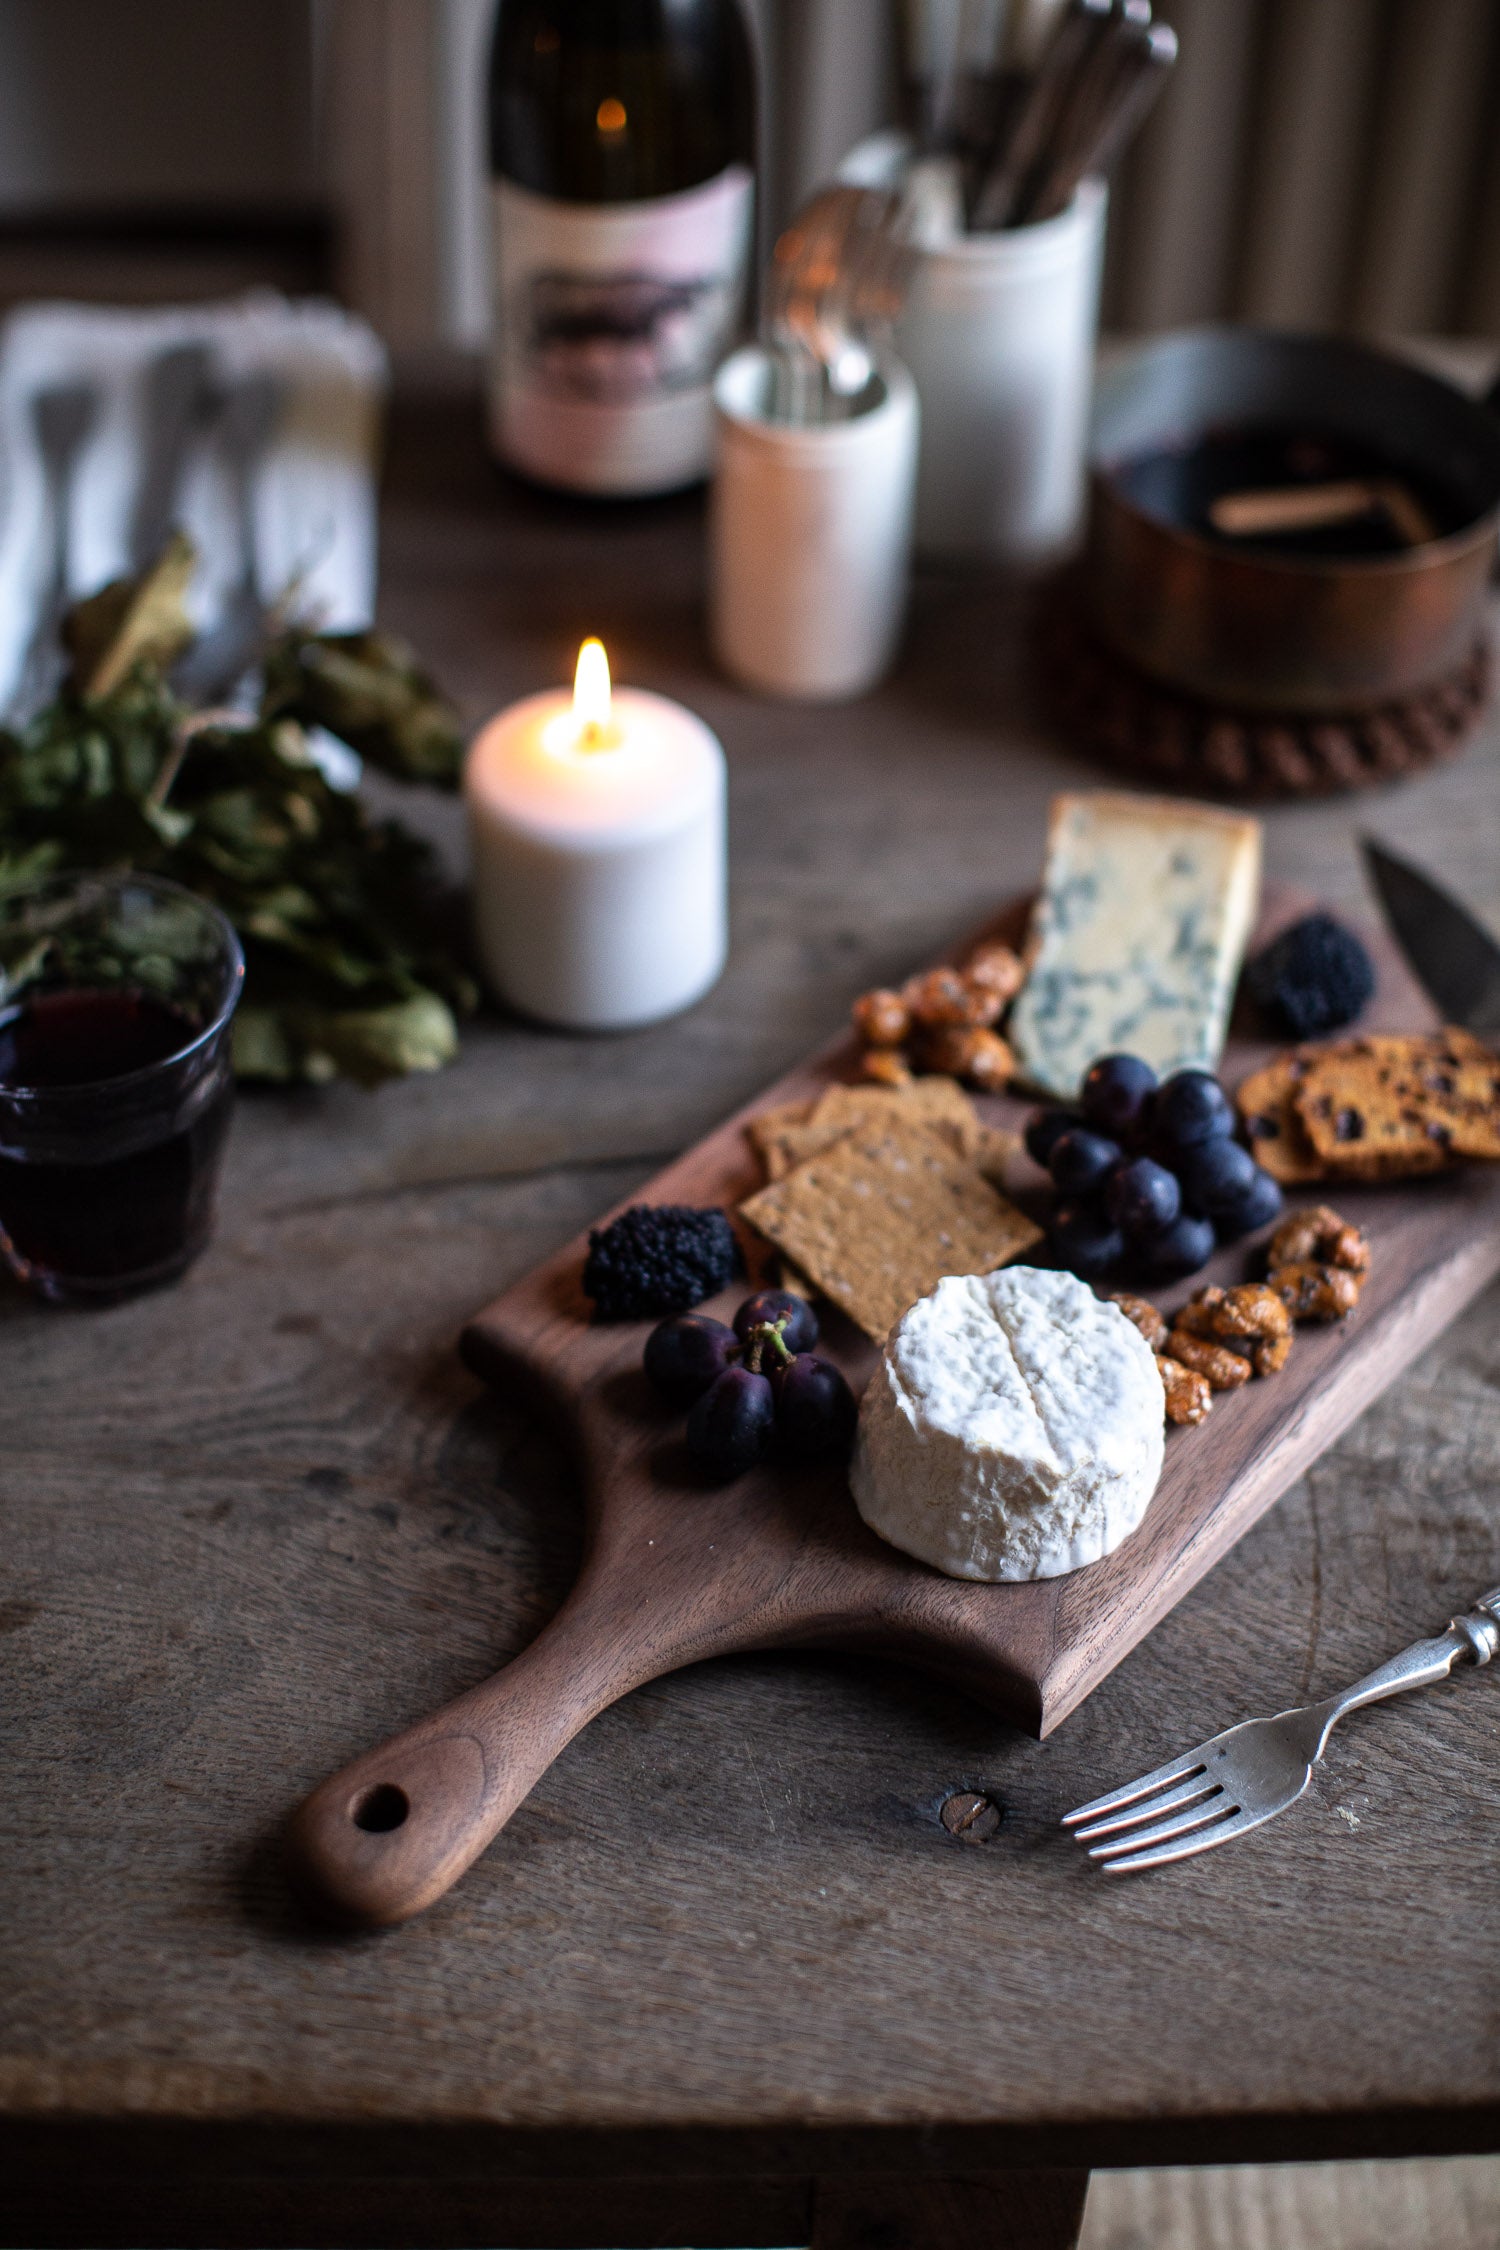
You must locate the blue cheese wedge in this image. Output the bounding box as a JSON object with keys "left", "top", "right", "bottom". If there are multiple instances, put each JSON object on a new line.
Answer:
{"left": 1009, "top": 791, "right": 1262, "bottom": 1099}
{"left": 852, "top": 1267, "right": 1164, "bottom": 1582}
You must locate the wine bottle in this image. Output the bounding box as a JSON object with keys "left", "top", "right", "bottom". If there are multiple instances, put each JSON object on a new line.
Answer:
{"left": 486, "top": 0, "right": 756, "bottom": 497}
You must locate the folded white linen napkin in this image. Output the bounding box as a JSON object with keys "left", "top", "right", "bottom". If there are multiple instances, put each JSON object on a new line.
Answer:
{"left": 0, "top": 290, "right": 388, "bottom": 718}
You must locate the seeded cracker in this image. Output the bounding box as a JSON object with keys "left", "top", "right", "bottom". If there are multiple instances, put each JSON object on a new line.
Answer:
{"left": 748, "top": 1101, "right": 814, "bottom": 1182}
{"left": 768, "top": 1107, "right": 978, "bottom": 1182}
{"left": 810, "top": 1075, "right": 988, "bottom": 1158}
{"left": 748, "top": 1076, "right": 987, "bottom": 1185}
{"left": 974, "top": 1121, "right": 1024, "bottom": 1189}
{"left": 740, "top": 1120, "right": 1042, "bottom": 1343}
{"left": 777, "top": 1256, "right": 820, "bottom": 1301}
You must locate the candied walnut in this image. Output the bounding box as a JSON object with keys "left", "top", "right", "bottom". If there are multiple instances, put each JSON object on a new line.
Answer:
{"left": 1268, "top": 1204, "right": 1369, "bottom": 1275}
{"left": 904, "top": 966, "right": 997, "bottom": 1030}
{"left": 915, "top": 1023, "right": 1014, "bottom": 1091}
{"left": 1157, "top": 1354, "right": 1212, "bottom": 1425}
{"left": 1164, "top": 1329, "right": 1251, "bottom": 1389}
{"left": 963, "top": 942, "right": 1025, "bottom": 1005}
{"left": 1205, "top": 1287, "right": 1295, "bottom": 1332}
{"left": 852, "top": 987, "right": 911, "bottom": 1047}
{"left": 959, "top": 983, "right": 1006, "bottom": 1029}
{"left": 1172, "top": 1285, "right": 1227, "bottom": 1340}
{"left": 1251, "top": 1330, "right": 1293, "bottom": 1377}
{"left": 1270, "top": 1259, "right": 1362, "bottom": 1322}
{"left": 1108, "top": 1290, "right": 1168, "bottom": 1353}
{"left": 860, "top": 1045, "right": 912, "bottom": 1087}
{"left": 1174, "top": 1284, "right": 1290, "bottom": 1376}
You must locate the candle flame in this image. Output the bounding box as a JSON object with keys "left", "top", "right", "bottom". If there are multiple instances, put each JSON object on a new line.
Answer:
{"left": 573, "top": 637, "right": 616, "bottom": 747}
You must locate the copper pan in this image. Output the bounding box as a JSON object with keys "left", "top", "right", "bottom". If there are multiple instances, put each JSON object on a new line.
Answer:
{"left": 1086, "top": 328, "right": 1500, "bottom": 713}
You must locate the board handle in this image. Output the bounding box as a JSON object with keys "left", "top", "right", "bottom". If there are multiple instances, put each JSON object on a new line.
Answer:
{"left": 285, "top": 1569, "right": 688, "bottom": 1927}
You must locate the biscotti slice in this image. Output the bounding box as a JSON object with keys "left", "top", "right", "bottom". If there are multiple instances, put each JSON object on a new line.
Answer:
{"left": 1236, "top": 1049, "right": 1327, "bottom": 1183}
{"left": 1009, "top": 791, "right": 1262, "bottom": 1099}
{"left": 1294, "top": 1032, "right": 1491, "bottom": 1176}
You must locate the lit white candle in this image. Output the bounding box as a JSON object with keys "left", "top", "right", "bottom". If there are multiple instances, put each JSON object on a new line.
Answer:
{"left": 465, "top": 639, "right": 728, "bottom": 1030}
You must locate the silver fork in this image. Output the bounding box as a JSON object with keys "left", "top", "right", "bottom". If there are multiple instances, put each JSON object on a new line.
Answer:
{"left": 172, "top": 369, "right": 283, "bottom": 705}
{"left": 1064, "top": 1587, "right": 1500, "bottom": 1874}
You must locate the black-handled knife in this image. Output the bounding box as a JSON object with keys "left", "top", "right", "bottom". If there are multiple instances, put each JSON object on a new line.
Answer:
{"left": 1362, "top": 837, "right": 1500, "bottom": 1035}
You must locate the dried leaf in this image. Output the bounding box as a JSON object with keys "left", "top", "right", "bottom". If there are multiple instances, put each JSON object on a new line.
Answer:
{"left": 62, "top": 532, "right": 197, "bottom": 699}
{"left": 261, "top": 627, "right": 465, "bottom": 786}
{"left": 0, "top": 636, "right": 475, "bottom": 1086}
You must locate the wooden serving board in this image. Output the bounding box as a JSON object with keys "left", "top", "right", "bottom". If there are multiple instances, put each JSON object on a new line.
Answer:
{"left": 287, "top": 888, "right": 1500, "bottom": 1926}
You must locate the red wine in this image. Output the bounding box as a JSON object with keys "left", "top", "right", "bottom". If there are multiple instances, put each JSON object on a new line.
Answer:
{"left": 0, "top": 988, "right": 233, "bottom": 1298}
{"left": 0, "top": 988, "right": 196, "bottom": 1087}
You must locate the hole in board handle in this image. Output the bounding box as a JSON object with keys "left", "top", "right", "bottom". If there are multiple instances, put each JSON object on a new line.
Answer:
{"left": 353, "top": 1783, "right": 410, "bottom": 1833}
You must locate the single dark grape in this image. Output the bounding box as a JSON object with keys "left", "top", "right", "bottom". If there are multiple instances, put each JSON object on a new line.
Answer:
{"left": 1049, "top": 1200, "right": 1125, "bottom": 1280}
{"left": 1024, "top": 1106, "right": 1078, "bottom": 1168}
{"left": 1104, "top": 1156, "right": 1181, "bottom": 1242}
{"left": 733, "top": 1288, "right": 818, "bottom": 1354}
{"left": 775, "top": 1354, "right": 857, "bottom": 1466}
{"left": 1176, "top": 1135, "right": 1258, "bottom": 1220}
{"left": 1142, "top": 1212, "right": 1217, "bottom": 1280}
{"left": 1153, "top": 1069, "right": 1236, "bottom": 1152}
{"left": 643, "top": 1313, "right": 739, "bottom": 1403}
{"left": 1080, "top": 1053, "right": 1158, "bottom": 1140}
{"left": 1212, "top": 1164, "right": 1284, "bottom": 1242}
{"left": 1049, "top": 1128, "right": 1121, "bottom": 1196}
{"left": 684, "top": 1365, "right": 776, "bottom": 1481}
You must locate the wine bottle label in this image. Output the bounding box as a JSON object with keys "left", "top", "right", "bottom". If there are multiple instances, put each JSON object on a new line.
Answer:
{"left": 487, "top": 166, "right": 753, "bottom": 496}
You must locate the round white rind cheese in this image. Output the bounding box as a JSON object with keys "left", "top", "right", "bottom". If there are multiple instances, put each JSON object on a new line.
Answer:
{"left": 850, "top": 1267, "right": 1164, "bottom": 1582}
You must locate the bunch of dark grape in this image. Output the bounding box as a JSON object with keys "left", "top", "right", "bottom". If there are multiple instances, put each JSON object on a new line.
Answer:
{"left": 1026, "top": 1053, "right": 1283, "bottom": 1284}
{"left": 644, "top": 1291, "right": 857, "bottom": 1482}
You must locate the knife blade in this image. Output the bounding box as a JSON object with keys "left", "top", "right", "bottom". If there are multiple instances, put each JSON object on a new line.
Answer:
{"left": 1362, "top": 837, "right": 1500, "bottom": 1034}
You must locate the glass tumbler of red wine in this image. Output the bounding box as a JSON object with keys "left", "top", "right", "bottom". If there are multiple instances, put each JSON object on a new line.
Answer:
{"left": 0, "top": 872, "right": 244, "bottom": 1304}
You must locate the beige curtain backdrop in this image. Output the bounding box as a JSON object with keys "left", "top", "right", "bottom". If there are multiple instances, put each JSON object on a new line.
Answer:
{"left": 752, "top": 0, "right": 1500, "bottom": 337}
{"left": 319, "top": 0, "right": 1500, "bottom": 349}
{"left": 1098, "top": 0, "right": 1500, "bottom": 336}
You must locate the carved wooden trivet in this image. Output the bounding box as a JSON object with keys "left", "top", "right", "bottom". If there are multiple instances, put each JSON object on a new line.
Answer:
{"left": 1033, "top": 602, "right": 1490, "bottom": 801}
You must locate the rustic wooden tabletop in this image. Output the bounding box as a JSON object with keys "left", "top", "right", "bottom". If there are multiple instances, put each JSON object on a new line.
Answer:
{"left": 5, "top": 366, "right": 1500, "bottom": 2250}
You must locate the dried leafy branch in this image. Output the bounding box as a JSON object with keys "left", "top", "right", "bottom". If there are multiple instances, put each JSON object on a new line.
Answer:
{"left": 0, "top": 540, "right": 476, "bottom": 1086}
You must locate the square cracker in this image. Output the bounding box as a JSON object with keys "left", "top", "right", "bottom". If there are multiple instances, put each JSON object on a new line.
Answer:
{"left": 740, "top": 1119, "right": 1042, "bottom": 1343}
{"left": 810, "top": 1074, "right": 985, "bottom": 1157}
{"left": 1293, "top": 1032, "right": 1492, "bottom": 1177}
{"left": 747, "top": 1075, "right": 984, "bottom": 1185}
{"left": 775, "top": 1255, "right": 820, "bottom": 1301}
{"left": 748, "top": 1101, "right": 813, "bottom": 1182}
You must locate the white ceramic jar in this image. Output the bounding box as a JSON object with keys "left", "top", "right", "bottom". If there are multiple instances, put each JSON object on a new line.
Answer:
{"left": 895, "top": 179, "right": 1107, "bottom": 565}
{"left": 709, "top": 345, "right": 919, "bottom": 701}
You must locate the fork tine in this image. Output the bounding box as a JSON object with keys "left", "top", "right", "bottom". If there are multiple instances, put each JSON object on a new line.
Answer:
{"left": 1087, "top": 1791, "right": 1234, "bottom": 1863}
{"left": 1069, "top": 1769, "right": 1222, "bottom": 1843}
{"left": 1061, "top": 1748, "right": 1207, "bottom": 1828}
{"left": 1097, "top": 1802, "right": 1271, "bottom": 1876}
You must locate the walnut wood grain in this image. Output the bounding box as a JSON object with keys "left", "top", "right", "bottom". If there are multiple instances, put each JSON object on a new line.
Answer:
{"left": 288, "top": 886, "right": 1500, "bottom": 1926}
{"left": 811, "top": 2171, "right": 1090, "bottom": 2250}
{"left": 0, "top": 2155, "right": 1089, "bottom": 2250}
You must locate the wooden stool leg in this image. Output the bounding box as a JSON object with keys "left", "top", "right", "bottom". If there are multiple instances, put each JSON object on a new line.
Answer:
{"left": 811, "top": 2170, "right": 1090, "bottom": 2250}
